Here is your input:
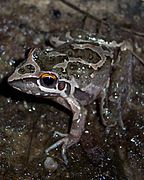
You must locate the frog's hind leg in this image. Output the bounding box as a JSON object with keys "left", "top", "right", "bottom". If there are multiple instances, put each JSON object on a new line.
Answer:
{"left": 99, "top": 78, "right": 125, "bottom": 131}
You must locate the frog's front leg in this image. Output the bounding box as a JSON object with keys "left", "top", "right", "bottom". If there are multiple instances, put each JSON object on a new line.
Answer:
{"left": 45, "top": 97, "right": 87, "bottom": 164}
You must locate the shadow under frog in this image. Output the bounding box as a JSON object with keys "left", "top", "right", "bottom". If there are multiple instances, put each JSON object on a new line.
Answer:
{"left": 8, "top": 29, "right": 144, "bottom": 164}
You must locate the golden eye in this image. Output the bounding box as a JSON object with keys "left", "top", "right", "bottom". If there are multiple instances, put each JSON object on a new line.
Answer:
{"left": 40, "top": 73, "right": 57, "bottom": 87}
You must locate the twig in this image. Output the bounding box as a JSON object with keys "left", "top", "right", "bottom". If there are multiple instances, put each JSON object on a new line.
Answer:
{"left": 60, "top": 0, "right": 144, "bottom": 38}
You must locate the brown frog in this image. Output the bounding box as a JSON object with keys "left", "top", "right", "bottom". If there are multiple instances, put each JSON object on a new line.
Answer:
{"left": 8, "top": 29, "right": 142, "bottom": 164}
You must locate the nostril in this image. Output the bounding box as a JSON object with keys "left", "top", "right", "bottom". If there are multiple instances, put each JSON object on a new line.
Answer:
{"left": 8, "top": 70, "right": 18, "bottom": 83}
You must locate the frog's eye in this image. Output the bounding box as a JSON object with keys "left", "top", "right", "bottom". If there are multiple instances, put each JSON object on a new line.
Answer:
{"left": 40, "top": 73, "right": 57, "bottom": 87}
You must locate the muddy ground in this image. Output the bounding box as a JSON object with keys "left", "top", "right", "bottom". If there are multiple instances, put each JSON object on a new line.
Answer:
{"left": 0, "top": 0, "right": 144, "bottom": 179}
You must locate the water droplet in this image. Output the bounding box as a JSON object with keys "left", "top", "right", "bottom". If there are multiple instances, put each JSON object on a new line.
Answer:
{"left": 85, "top": 130, "right": 89, "bottom": 134}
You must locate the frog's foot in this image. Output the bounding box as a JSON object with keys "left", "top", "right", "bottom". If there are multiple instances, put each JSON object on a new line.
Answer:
{"left": 45, "top": 134, "right": 79, "bottom": 165}
{"left": 100, "top": 106, "right": 117, "bottom": 129}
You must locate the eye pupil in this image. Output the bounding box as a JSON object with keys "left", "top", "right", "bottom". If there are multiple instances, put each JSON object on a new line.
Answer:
{"left": 42, "top": 76, "right": 54, "bottom": 86}
{"left": 40, "top": 73, "right": 57, "bottom": 88}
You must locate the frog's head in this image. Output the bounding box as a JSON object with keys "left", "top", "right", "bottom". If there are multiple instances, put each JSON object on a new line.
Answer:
{"left": 8, "top": 49, "right": 71, "bottom": 98}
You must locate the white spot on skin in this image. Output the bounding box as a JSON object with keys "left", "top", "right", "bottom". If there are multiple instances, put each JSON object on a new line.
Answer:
{"left": 27, "top": 90, "right": 32, "bottom": 94}
{"left": 89, "top": 37, "right": 97, "bottom": 41}
{"left": 77, "top": 119, "right": 80, "bottom": 123}
{"left": 85, "top": 130, "right": 89, "bottom": 134}
{"left": 90, "top": 73, "right": 95, "bottom": 78}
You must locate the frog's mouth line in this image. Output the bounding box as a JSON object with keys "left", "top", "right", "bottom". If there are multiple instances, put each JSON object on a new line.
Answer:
{"left": 8, "top": 78, "right": 59, "bottom": 97}
{"left": 8, "top": 78, "right": 38, "bottom": 94}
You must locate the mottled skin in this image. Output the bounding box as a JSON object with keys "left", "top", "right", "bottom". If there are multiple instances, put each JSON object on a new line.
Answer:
{"left": 8, "top": 30, "right": 135, "bottom": 164}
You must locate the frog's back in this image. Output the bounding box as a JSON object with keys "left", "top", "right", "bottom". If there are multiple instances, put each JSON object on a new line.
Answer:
{"left": 52, "top": 41, "right": 113, "bottom": 89}
{"left": 32, "top": 40, "right": 113, "bottom": 90}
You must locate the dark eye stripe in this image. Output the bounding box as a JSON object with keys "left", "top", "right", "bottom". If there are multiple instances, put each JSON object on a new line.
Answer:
{"left": 42, "top": 76, "right": 55, "bottom": 86}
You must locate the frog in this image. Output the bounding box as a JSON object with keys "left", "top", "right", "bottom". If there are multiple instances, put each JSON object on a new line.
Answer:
{"left": 8, "top": 29, "right": 143, "bottom": 164}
